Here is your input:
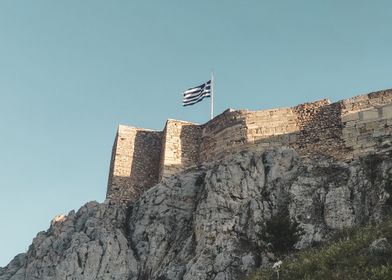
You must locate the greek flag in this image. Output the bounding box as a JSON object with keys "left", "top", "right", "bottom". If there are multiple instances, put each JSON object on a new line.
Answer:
{"left": 182, "top": 80, "right": 211, "bottom": 107}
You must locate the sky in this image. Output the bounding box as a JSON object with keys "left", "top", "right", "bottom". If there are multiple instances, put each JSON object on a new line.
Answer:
{"left": 0, "top": 0, "right": 391, "bottom": 266}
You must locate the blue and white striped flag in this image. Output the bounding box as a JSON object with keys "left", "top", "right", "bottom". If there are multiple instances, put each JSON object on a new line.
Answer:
{"left": 182, "top": 80, "right": 211, "bottom": 107}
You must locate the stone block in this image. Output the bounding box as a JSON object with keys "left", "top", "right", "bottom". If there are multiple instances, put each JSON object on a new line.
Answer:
{"left": 344, "top": 120, "right": 358, "bottom": 128}
{"left": 366, "top": 121, "right": 380, "bottom": 130}
{"left": 289, "top": 134, "right": 298, "bottom": 143}
{"left": 342, "top": 127, "right": 353, "bottom": 137}
{"left": 344, "top": 140, "right": 356, "bottom": 147}
{"left": 254, "top": 111, "right": 270, "bottom": 117}
{"left": 382, "top": 105, "right": 392, "bottom": 119}
{"left": 246, "top": 124, "right": 259, "bottom": 130}
{"left": 269, "top": 142, "right": 282, "bottom": 147}
{"left": 357, "top": 133, "right": 373, "bottom": 141}
{"left": 286, "top": 125, "right": 299, "bottom": 132}
{"left": 256, "top": 142, "right": 270, "bottom": 147}
{"left": 361, "top": 110, "right": 379, "bottom": 121}
{"left": 341, "top": 112, "right": 359, "bottom": 122}
{"left": 273, "top": 127, "right": 286, "bottom": 134}
{"left": 276, "top": 134, "right": 289, "bottom": 143}
{"left": 373, "top": 129, "right": 386, "bottom": 138}
{"left": 352, "top": 144, "right": 363, "bottom": 150}
{"left": 361, "top": 142, "right": 375, "bottom": 148}
{"left": 361, "top": 147, "right": 376, "bottom": 154}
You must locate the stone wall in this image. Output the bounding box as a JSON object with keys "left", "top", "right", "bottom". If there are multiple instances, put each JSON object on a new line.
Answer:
{"left": 339, "top": 89, "right": 392, "bottom": 159}
{"left": 106, "top": 125, "right": 162, "bottom": 203}
{"left": 107, "top": 88, "right": 392, "bottom": 204}
{"left": 199, "top": 107, "right": 301, "bottom": 163}
{"left": 292, "top": 100, "right": 348, "bottom": 159}
{"left": 341, "top": 89, "right": 392, "bottom": 114}
{"left": 199, "top": 109, "right": 248, "bottom": 162}
{"left": 245, "top": 107, "right": 299, "bottom": 150}
{"left": 159, "top": 120, "right": 202, "bottom": 180}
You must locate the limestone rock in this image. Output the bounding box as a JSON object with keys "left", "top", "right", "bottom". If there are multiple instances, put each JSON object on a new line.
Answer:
{"left": 1, "top": 148, "right": 392, "bottom": 280}
{"left": 0, "top": 254, "right": 26, "bottom": 280}
{"left": 369, "top": 238, "right": 392, "bottom": 256}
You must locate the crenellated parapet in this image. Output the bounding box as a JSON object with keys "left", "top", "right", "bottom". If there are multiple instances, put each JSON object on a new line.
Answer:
{"left": 107, "top": 88, "right": 392, "bottom": 204}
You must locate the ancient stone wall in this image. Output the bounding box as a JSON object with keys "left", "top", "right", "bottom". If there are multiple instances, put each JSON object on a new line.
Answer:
{"left": 199, "top": 109, "right": 248, "bottom": 162}
{"left": 245, "top": 107, "right": 299, "bottom": 150}
{"left": 292, "top": 100, "right": 348, "bottom": 159}
{"left": 107, "top": 88, "right": 392, "bottom": 204}
{"left": 340, "top": 89, "right": 392, "bottom": 114}
{"left": 340, "top": 90, "right": 392, "bottom": 159}
{"left": 159, "top": 120, "right": 202, "bottom": 180}
{"left": 106, "top": 125, "right": 162, "bottom": 203}
{"left": 199, "top": 107, "right": 301, "bottom": 162}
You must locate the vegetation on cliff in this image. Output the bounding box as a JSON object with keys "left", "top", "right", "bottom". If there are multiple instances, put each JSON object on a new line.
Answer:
{"left": 249, "top": 215, "right": 392, "bottom": 280}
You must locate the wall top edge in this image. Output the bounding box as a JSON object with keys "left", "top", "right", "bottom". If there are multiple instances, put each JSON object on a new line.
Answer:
{"left": 117, "top": 124, "right": 161, "bottom": 133}
{"left": 117, "top": 88, "right": 392, "bottom": 133}
{"left": 166, "top": 119, "right": 200, "bottom": 125}
{"left": 338, "top": 88, "right": 392, "bottom": 105}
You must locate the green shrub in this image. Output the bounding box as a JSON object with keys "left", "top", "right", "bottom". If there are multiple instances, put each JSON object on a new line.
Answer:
{"left": 248, "top": 216, "right": 392, "bottom": 280}
{"left": 262, "top": 208, "right": 303, "bottom": 254}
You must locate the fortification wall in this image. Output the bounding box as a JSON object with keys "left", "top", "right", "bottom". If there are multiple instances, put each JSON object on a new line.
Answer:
{"left": 340, "top": 89, "right": 392, "bottom": 159}
{"left": 106, "top": 125, "right": 162, "bottom": 203}
{"left": 341, "top": 89, "right": 392, "bottom": 114}
{"left": 107, "top": 88, "right": 392, "bottom": 204}
{"left": 199, "top": 107, "right": 301, "bottom": 162}
{"left": 190, "top": 89, "right": 392, "bottom": 166}
{"left": 159, "top": 120, "right": 202, "bottom": 180}
{"left": 199, "top": 110, "right": 248, "bottom": 162}
{"left": 292, "top": 100, "right": 348, "bottom": 159}
{"left": 245, "top": 107, "right": 299, "bottom": 150}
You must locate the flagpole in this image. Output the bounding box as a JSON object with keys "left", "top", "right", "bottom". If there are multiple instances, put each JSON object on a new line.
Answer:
{"left": 211, "top": 71, "right": 214, "bottom": 120}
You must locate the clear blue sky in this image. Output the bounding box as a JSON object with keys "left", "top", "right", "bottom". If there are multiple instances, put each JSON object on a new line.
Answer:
{"left": 0, "top": 0, "right": 391, "bottom": 266}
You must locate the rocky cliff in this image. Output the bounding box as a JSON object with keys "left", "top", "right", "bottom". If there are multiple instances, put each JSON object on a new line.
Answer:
{"left": 1, "top": 148, "right": 392, "bottom": 280}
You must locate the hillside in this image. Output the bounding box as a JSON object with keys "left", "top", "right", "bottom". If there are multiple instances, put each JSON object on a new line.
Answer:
{"left": 1, "top": 148, "right": 392, "bottom": 279}
{"left": 248, "top": 215, "right": 392, "bottom": 280}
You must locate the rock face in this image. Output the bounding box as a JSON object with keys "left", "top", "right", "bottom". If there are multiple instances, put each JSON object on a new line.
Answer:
{"left": 1, "top": 148, "right": 392, "bottom": 280}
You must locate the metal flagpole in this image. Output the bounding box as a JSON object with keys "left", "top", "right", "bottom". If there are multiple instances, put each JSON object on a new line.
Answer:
{"left": 211, "top": 71, "right": 214, "bottom": 120}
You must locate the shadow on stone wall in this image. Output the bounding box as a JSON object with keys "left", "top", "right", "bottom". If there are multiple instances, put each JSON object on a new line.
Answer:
{"left": 179, "top": 124, "right": 202, "bottom": 168}
{"left": 108, "top": 130, "right": 162, "bottom": 204}
{"left": 292, "top": 101, "right": 350, "bottom": 159}
{"left": 106, "top": 134, "right": 118, "bottom": 196}
{"left": 129, "top": 130, "right": 162, "bottom": 197}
